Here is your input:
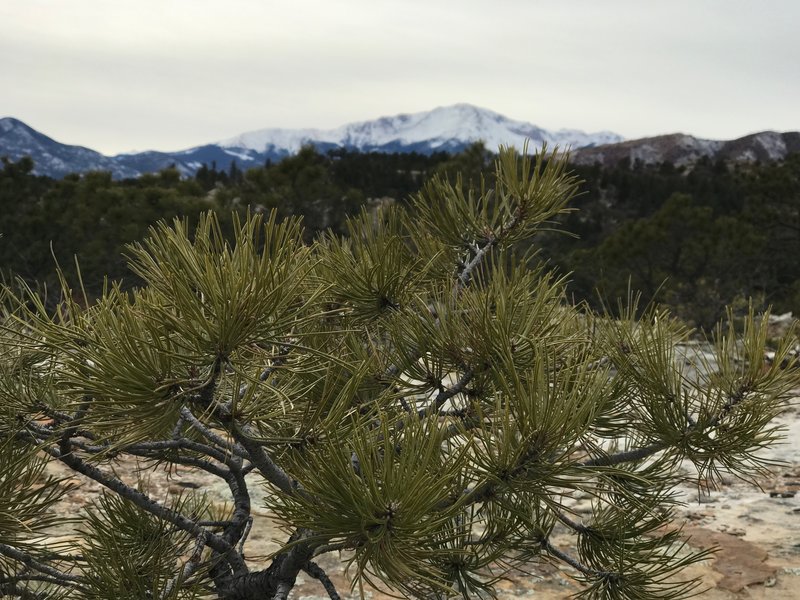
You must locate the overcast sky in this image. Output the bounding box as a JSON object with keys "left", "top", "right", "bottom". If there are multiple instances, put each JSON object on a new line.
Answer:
{"left": 1, "top": 0, "right": 797, "bottom": 155}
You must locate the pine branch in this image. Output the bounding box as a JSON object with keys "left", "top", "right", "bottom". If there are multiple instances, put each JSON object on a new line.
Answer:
{"left": 455, "top": 203, "right": 523, "bottom": 291}
{"left": 272, "top": 581, "right": 293, "bottom": 600}
{"left": 706, "top": 381, "right": 755, "bottom": 429}
{"left": 418, "top": 368, "right": 474, "bottom": 418}
{"left": 580, "top": 378, "right": 772, "bottom": 470}
{"left": 312, "top": 542, "right": 350, "bottom": 557}
{"left": 154, "top": 453, "right": 231, "bottom": 480}
{"left": 188, "top": 397, "right": 298, "bottom": 496}
{"left": 0, "top": 542, "right": 82, "bottom": 586}
{"left": 540, "top": 536, "right": 610, "bottom": 580}
{"left": 581, "top": 441, "right": 669, "bottom": 468}
{"left": 237, "top": 516, "right": 254, "bottom": 555}
{"left": 171, "top": 413, "right": 187, "bottom": 438}
{"left": 64, "top": 436, "right": 236, "bottom": 473}
{"left": 554, "top": 509, "right": 590, "bottom": 535}
{"left": 179, "top": 406, "right": 250, "bottom": 461}
{"left": 230, "top": 423, "right": 297, "bottom": 495}
{"left": 236, "top": 344, "right": 292, "bottom": 399}
{"left": 220, "top": 530, "right": 315, "bottom": 600}
{"left": 159, "top": 531, "right": 208, "bottom": 600}
{"left": 457, "top": 234, "right": 500, "bottom": 290}
{"left": 34, "top": 405, "right": 98, "bottom": 440}
{"left": 41, "top": 443, "right": 245, "bottom": 573}
{"left": 58, "top": 400, "right": 91, "bottom": 446}
{"left": 0, "top": 582, "right": 46, "bottom": 600}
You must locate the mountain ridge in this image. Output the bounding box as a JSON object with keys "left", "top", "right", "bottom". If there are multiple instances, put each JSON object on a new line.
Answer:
{"left": 1, "top": 105, "right": 798, "bottom": 179}
{"left": 217, "top": 104, "right": 622, "bottom": 155}
{"left": 0, "top": 105, "right": 622, "bottom": 179}
{"left": 571, "top": 130, "right": 800, "bottom": 168}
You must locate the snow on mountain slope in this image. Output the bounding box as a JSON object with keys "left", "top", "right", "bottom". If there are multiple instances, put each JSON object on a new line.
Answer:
{"left": 218, "top": 104, "right": 624, "bottom": 154}
{"left": 14, "top": 106, "right": 796, "bottom": 180}
{"left": 1, "top": 106, "right": 624, "bottom": 179}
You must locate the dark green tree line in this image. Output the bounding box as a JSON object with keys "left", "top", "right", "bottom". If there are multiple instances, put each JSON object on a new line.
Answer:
{"left": 3, "top": 147, "right": 800, "bottom": 325}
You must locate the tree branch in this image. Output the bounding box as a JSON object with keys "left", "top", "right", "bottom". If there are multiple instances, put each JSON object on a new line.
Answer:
{"left": 0, "top": 582, "right": 47, "bottom": 600}
{"left": 41, "top": 443, "right": 245, "bottom": 573}
{"left": 0, "top": 542, "right": 82, "bottom": 586}
{"left": 271, "top": 580, "right": 293, "bottom": 600}
{"left": 541, "top": 536, "right": 610, "bottom": 580}
{"left": 160, "top": 531, "right": 208, "bottom": 600}
{"left": 64, "top": 436, "right": 235, "bottom": 474}
{"left": 303, "top": 561, "right": 342, "bottom": 600}
{"left": 418, "top": 368, "right": 474, "bottom": 418}
{"left": 456, "top": 211, "right": 521, "bottom": 291}
{"left": 580, "top": 441, "right": 668, "bottom": 468}
{"left": 186, "top": 393, "right": 297, "bottom": 496}
{"left": 179, "top": 406, "right": 250, "bottom": 462}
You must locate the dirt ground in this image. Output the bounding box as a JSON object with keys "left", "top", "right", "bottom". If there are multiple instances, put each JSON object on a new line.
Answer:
{"left": 37, "top": 401, "right": 800, "bottom": 599}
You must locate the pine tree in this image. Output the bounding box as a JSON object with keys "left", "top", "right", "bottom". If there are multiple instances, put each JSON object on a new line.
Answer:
{"left": 1, "top": 147, "right": 797, "bottom": 600}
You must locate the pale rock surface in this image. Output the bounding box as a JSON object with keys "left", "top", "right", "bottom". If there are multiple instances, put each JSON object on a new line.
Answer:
{"left": 38, "top": 399, "right": 800, "bottom": 599}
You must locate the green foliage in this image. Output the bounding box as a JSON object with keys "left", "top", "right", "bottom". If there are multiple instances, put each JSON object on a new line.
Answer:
{"left": 0, "top": 161, "right": 218, "bottom": 297}
{"left": 0, "top": 439, "right": 65, "bottom": 546}
{"left": 0, "top": 147, "right": 798, "bottom": 600}
{"left": 5, "top": 147, "right": 800, "bottom": 327}
{"left": 567, "top": 193, "right": 767, "bottom": 328}
{"left": 275, "top": 415, "right": 469, "bottom": 596}
{"left": 79, "top": 492, "right": 209, "bottom": 600}
{"left": 544, "top": 155, "right": 800, "bottom": 326}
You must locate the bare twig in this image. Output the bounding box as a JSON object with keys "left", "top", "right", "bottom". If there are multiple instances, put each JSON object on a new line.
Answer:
{"left": 238, "top": 516, "right": 254, "bottom": 555}
{"left": 541, "top": 536, "right": 609, "bottom": 579}
{"left": 580, "top": 441, "right": 668, "bottom": 468}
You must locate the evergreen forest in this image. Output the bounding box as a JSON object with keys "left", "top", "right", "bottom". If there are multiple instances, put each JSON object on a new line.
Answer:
{"left": 2, "top": 144, "right": 799, "bottom": 329}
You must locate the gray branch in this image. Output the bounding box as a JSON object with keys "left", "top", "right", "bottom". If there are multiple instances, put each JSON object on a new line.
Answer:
{"left": 0, "top": 542, "right": 82, "bottom": 586}
{"left": 418, "top": 368, "right": 474, "bottom": 418}
{"left": 42, "top": 444, "right": 245, "bottom": 574}
{"left": 160, "top": 531, "right": 208, "bottom": 600}
{"left": 303, "top": 561, "right": 342, "bottom": 600}
{"left": 180, "top": 406, "right": 250, "bottom": 462}
{"left": 580, "top": 441, "right": 668, "bottom": 468}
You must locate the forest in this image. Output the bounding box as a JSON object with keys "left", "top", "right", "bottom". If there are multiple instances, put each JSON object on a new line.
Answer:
{"left": 2, "top": 144, "right": 799, "bottom": 329}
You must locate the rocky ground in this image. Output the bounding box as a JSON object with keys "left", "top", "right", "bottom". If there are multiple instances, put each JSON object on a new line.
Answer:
{"left": 34, "top": 397, "right": 800, "bottom": 600}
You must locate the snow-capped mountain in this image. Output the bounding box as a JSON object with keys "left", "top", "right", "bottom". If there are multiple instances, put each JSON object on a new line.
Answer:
{"left": 218, "top": 103, "right": 623, "bottom": 157}
{"left": 0, "top": 105, "right": 623, "bottom": 179}
{"left": 4, "top": 105, "right": 798, "bottom": 180}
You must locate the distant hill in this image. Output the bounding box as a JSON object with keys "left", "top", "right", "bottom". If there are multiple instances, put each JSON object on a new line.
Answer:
{"left": 0, "top": 117, "right": 141, "bottom": 179}
{"left": 4, "top": 107, "right": 797, "bottom": 179}
{"left": 0, "top": 105, "right": 621, "bottom": 179}
{"left": 572, "top": 131, "right": 800, "bottom": 168}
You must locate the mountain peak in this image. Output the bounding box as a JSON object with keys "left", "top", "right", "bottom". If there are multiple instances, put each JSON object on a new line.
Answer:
{"left": 1, "top": 116, "right": 25, "bottom": 130}
{"left": 1, "top": 116, "right": 43, "bottom": 139}
{"left": 216, "top": 105, "right": 624, "bottom": 156}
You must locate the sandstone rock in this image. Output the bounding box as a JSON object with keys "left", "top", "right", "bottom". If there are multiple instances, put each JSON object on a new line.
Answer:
{"left": 683, "top": 527, "right": 777, "bottom": 592}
